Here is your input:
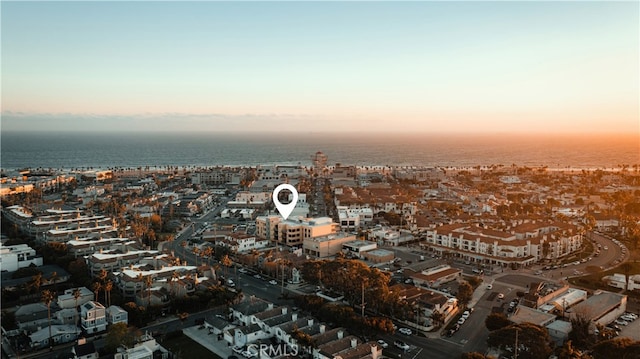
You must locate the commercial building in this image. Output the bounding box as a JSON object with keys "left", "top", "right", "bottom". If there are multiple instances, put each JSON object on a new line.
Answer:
{"left": 303, "top": 234, "right": 357, "bottom": 258}
{"left": 256, "top": 216, "right": 340, "bottom": 247}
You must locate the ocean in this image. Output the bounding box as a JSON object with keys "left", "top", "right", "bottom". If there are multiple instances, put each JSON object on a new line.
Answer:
{"left": 1, "top": 131, "right": 638, "bottom": 170}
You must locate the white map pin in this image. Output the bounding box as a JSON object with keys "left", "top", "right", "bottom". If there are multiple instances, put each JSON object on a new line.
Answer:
{"left": 272, "top": 183, "right": 298, "bottom": 220}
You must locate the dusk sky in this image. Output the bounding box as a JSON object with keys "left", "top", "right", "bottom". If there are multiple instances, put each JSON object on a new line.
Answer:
{"left": 2, "top": 1, "right": 638, "bottom": 134}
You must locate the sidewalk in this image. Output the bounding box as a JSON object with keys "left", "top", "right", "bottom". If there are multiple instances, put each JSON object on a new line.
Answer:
{"left": 182, "top": 325, "right": 233, "bottom": 359}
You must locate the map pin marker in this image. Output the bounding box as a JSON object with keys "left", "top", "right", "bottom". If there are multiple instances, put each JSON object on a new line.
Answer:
{"left": 273, "top": 183, "right": 298, "bottom": 220}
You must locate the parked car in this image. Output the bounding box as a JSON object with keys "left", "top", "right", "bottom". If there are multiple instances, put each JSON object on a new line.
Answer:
{"left": 399, "top": 328, "right": 412, "bottom": 335}
{"left": 457, "top": 317, "right": 466, "bottom": 325}
{"left": 461, "top": 310, "right": 470, "bottom": 319}
{"left": 497, "top": 293, "right": 504, "bottom": 299}
{"left": 269, "top": 280, "right": 278, "bottom": 285}
{"left": 614, "top": 320, "right": 628, "bottom": 326}
{"left": 377, "top": 340, "right": 388, "bottom": 348}
{"left": 487, "top": 284, "right": 493, "bottom": 290}
{"left": 394, "top": 341, "right": 410, "bottom": 351}
{"left": 254, "top": 274, "right": 261, "bottom": 279}
{"left": 232, "top": 346, "right": 244, "bottom": 354}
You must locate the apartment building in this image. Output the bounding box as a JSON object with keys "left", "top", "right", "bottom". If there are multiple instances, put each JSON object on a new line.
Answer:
{"left": 87, "top": 250, "right": 159, "bottom": 277}
{"left": 424, "top": 222, "right": 582, "bottom": 267}
{"left": 228, "top": 298, "right": 382, "bottom": 359}
{"left": 0, "top": 244, "right": 43, "bottom": 272}
{"left": 67, "top": 237, "right": 135, "bottom": 258}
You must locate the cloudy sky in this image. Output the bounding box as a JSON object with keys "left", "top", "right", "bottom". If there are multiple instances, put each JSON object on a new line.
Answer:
{"left": 2, "top": 1, "right": 638, "bottom": 133}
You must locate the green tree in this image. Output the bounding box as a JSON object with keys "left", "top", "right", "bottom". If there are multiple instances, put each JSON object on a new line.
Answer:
{"left": 456, "top": 281, "right": 474, "bottom": 308}
{"left": 485, "top": 312, "right": 511, "bottom": 331}
{"left": 568, "top": 312, "right": 591, "bottom": 349}
{"left": 487, "top": 323, "right": 553, "bottom": 359}
{"left": 105, "top": 322, "right": 134, "bottom": 353}
{"left": 591, "top": 337, "right": 636, "bottom": 359}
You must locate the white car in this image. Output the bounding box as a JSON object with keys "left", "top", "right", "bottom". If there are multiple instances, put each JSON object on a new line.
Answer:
{"left": 269, "top": 280, "right": 278, "bottom": 285}
{"left": 377, "top": 340, "right": 389, "bottom": 348}
{"left": 497, "top": 293, "right": 504, "bottom": 299}
{"left": 614, "top": 320, "right": 628, "bottom": 326}
{"left": 394, "top": 341, "right": 410, "bottom": 351}
{"left": 487, "top": 284, "right": 493, "bottom": 290}
{"left": 398, "top": 328, "right": 412, "bottom": 335}
{"left": 461, "top": 311, "right": 470, "bottom": 319}
{"left": 457, "top": 317, "right": 466, "bottom": 325}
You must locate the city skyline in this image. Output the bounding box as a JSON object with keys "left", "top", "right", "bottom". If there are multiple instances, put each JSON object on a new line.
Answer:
{"left": 2, "top": 1, "right": 638, "bottom": 134}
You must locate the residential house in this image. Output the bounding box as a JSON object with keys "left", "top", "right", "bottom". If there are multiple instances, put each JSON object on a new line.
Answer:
{"left": 57, "top": 287, "right": 94, "bottom": 309}
{"left": 80, "top": 301, "right": 107, "bottom": 334}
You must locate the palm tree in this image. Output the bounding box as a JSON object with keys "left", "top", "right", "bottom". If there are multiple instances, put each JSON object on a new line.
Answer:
{"left": 144, "top": 275, "right": 153, "bottom": 307}
{"left": 98, "top": 269, "right": 108, "bottom": 284}
{"left": 221, "top": 255, "right": 233, "bottom": 279}
{"left": 49, "top": 271, "right": 59, "bottom": 294}
{"left": 72, "top": 288, "right": 81, "bottom": 336}
{"left": 42, "top": 290, "right": 55, "bottom": 350}
{"left": 104, "top": 280, "right": 113, "bottom": 307}
{"left": 92, "top": 282, "right": 102, "bottom": 304}
{"left": 29, "top": 272, "right": 43, "bottom": 295}
{"left": 203, "top": 247, "right": 214, "bottom": 266}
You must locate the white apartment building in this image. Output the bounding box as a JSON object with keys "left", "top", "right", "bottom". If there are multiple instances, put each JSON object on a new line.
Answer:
{"left": 337, "top": 206, "right": 373, "bottom": 230}
{"left": 80, "top": 301, "right": 107, "bottom": 334}
{"left": 0, "top": 244, "right": 43, "bottom": 272}
{"left": 425, "top": 222, "right": 582, "bottom": 267}
{"left": 216, "top": 233, "right": 269, "bottom": 253}
{"left": 67, "top": 237, "right": 135, "bottom": 258}
{"left": 87, "top": 250, "right": 159, "bottom": 277}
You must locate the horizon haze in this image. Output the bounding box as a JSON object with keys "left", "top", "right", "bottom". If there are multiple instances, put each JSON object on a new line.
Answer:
{"left": 2, "top": 1, "right": 638, "bottom": 134}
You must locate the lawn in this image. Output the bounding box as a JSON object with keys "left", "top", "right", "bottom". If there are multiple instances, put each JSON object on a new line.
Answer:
{"left": 160, "top": 332, "right": 222, "bottom": 359}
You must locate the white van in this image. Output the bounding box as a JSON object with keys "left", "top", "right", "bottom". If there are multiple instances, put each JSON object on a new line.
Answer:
{"left": 227, "top": 279, "right": 235, "bottom": 287}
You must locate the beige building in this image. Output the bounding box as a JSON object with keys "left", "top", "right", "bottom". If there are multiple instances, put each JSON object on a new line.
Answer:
{"left": 303, "top": 234, "right": 356, "bottom": 258}
{"left": 256, "top": 216, "right": 339, "bottom": 247}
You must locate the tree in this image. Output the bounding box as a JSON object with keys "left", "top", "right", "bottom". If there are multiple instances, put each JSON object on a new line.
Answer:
{"left": 105, "top": 322, "right": 134, "bottom": 353}
{"left": 73, "top": 288, "right": 81, "bottom": 335}
{"left": 49, "top": 271, "right": 59, "bottom": 293}
{"left": 144, "top": 275, "right": 153, "bottom": 307}
{"left": 591, "top": 337, "right": 637, "bottom": 359}
{"left": 221, "top": 255, "right": 233, "bottom": 279}
{"left": 558, "top": 340, "right": 584, "bottom": 359}
{"left": 456, "top": 281, "right": 474, "bottom": 308}
{"left": 92, "top": 282, "right": 102, "bottom": 303}
{"left": 105, "top": 280, "right": 113, "bottom": 307}
{"left": 29, "top": 272, "right": 43, "bottom": 295}
{"left": 487, "top": 323, "right": 553, "bottom": 359}
{"left": 430, "top": 311, "right": 445, "bottom": 328}
{"left": 42, "top": 290, "right": 56, "bottom": 350}
{"left": 485, "top": 312, "right": 511, "bottom": 331}
{"left": 568, "top": 311, "right": 591, "bottom": 349}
